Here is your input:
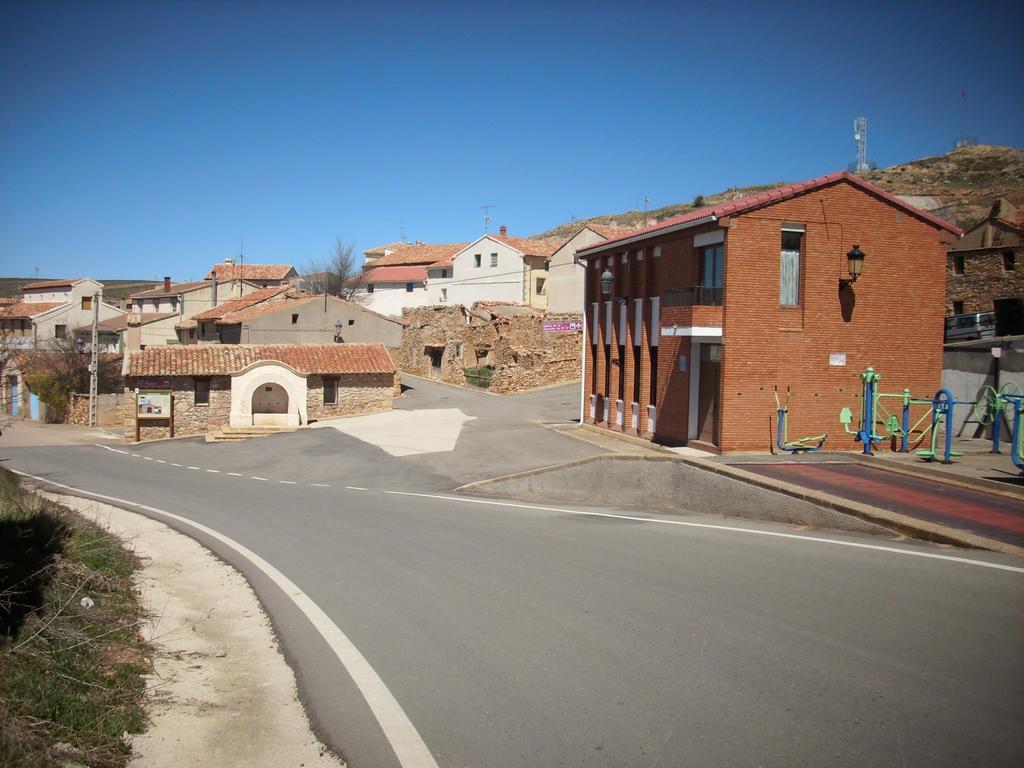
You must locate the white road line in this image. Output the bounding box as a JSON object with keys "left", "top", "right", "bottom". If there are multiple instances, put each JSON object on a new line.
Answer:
{"left": 310, "top": 483, "right": 331, "bottom": 488}
{"left": 156, "top": 460, "right": 167, "bottom": 464}
{"left": 346, "top": 486, "right": 368, "bottom": 491}
{"left": 94, "top": 445, "right": 130, "bottom": 455}
{"left": 251, "top": 476, "right": 268, "bottom": 481}
{"left": 206, "top": 469, "right": 220, "bottom": 473}
{"left": 187, "top": 466, "right": 201, "bottom": 470}
{"left": 10, "top": 469, "right": 438, "bottom": 768}
{"left": 131, "top": 454, "right": 141, "bottom": 458}
{"left": 227, "top": 472, "right": 243, "bottom": 477}
{"left": 143, "top": 457, "right": 154, "bottom": 461}
{"left": 383, "top": 491, "right": 1024, "bottom": 574}
{"left": 279, "top": 480, "right": 297, "bottom": 485}
{"left": 170, "top": 463, "right": 182, "bottom": 467}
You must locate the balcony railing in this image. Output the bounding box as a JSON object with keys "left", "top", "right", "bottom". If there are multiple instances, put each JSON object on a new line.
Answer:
{"left": 664, "top": 285, "right": 723, "bottom": 307}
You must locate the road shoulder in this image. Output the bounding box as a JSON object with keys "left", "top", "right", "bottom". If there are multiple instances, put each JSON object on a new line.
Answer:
{"left": 43, "top": 491, "right": 345, "bottom": 768}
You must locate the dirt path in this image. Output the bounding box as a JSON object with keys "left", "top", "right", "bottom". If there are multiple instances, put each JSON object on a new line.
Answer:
{"left": 43, "top": 491, "right": 345, "bottom": 768}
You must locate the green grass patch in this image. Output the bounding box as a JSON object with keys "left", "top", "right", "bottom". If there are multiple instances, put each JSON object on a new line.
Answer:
{"left": 463, "top": 365, "right": 495, "bottom": 389}
{"left": 0, "top": 468, "right": 150, "bottom": 768}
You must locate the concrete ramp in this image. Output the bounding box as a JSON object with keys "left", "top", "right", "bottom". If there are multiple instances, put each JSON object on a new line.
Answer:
{"left": 457, "top": 454, "right": 894, "bottom": 536}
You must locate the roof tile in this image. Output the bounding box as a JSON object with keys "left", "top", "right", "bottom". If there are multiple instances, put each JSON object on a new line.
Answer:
{"left": 125, "top": 344, "right": 396, "bottom": 377}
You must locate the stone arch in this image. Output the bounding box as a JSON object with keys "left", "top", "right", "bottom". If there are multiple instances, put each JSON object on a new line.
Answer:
{"left": 230, "top": 361, "right": 308, "bottom": 427}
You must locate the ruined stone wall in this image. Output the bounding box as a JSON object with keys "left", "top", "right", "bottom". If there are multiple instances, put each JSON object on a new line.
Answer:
{"left": 397, "top": 306, "right": 582, "bottom": 393}
{"left": 306, "top": 373, "right": 395, "bottom": 421}
{"left": 946, "top": 247, "right": 1024, "bottom": 313}
{"left": 123, "top": 376, "right": 231, "bottom": 442}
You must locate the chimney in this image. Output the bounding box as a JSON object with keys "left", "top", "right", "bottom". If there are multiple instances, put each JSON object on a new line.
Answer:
{"left": 163, "top": 276, "right": 171, "bottom": 293}
{"left": 499, "top": 225, "right": 507, "bottom": 237}
{"left": 210, "top": 275, "right": 218, "bottom": 307}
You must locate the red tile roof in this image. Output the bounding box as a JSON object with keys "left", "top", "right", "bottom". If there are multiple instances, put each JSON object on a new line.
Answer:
{"left": 214, "top": 295, "right": 318, "bottom": 325}
{"left": 20, "top": 279, "right": 88, "bottom": 290}
{"left": 489, "top": 235, "right": 560, "bottom": 258}
{"left": 125, "top": 344, "right": 396, "bottom": 377}
{"left": 368, "top": 243, "right": 469, "bottom": 269}
{"left": 131, "top": 279, "right": 215, "bottom": 299}
{"left": 578, "top": 171, "right": 963, "bottom": 257}
{"left": 206, "top": 263, "right": 296, "bottom": 281}
{"left": 0, "top": 300, "right": 67, "bottom": 318}
{"left": 362, "top": 266, "right": 428, "bottom": 283}
{"left": 76, "top": 313, "right": 173, "bottom": 333}
{"left": 364, "top": 241, "right": 412, "bottom": 256}
{"left": 587, "top": 224, "right": 641, "bottom": 240}
{"left": 191, "top": 286, "right": 292, "bottom": 321}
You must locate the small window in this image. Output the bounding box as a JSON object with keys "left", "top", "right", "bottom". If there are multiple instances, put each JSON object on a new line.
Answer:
{"left": 441, "top": 269, "right": 448, "bottom": 278}
{"left": 441, "top": 288, "right": 448, "bottom": 302}
{"left": 1003, "top": 252, "right": 1015, "bottom": 272}
{"left": 952, "top": 300, "right": 965, "bottom": 315}
{"left": 653, "top": 246, "right": 662, "bottom": 258}
{"left": 81, "top": 296, "right": 92, "bottom": 310}
{"left": 780, "top": 230, "right": 802, "bottom": 306}
{"left": 195, "top": 378, "right": 210, "bottom": 405}
{"left": 490, "top": 253, "right": 498, "bottom": 268}
{"left": 324, "top": 378, "right": 338, "bottom": 405}
{"left": 367, "top": 284, "right": 375, "bottom": 293}
{"left": 474, "top": 254, "right": 482, "bottom": 268}
{"left": 536, "top": 277, "right": 546, "bottom": 294}
{"left": 291, "top": 313, "right": 299, "bottom": 324}
{"left": 55, "top": 324, "right": 66, "bottom": 339}
{"left": 954, "top": 255, "right": 965, "bottom": 275}
{"left": 405, "top": 282, "right": 414, "bottom": 293}
{"left": 348, "top": 319, "right": 354, "bottom": 326}
{"left": 620, "top": 252, "right": 628, "bottom": 264}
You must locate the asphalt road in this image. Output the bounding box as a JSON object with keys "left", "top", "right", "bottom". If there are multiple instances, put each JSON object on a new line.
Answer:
{"left": 4, "top": 380, "right": 1023, "bottom": 768}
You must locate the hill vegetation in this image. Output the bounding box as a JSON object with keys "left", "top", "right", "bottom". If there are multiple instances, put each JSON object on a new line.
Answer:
{"left": 533, "top": 144, "right": 1023, "bottom": 241}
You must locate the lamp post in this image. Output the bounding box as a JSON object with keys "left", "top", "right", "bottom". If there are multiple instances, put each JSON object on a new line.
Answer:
{"left": 600, "top": 268, "right": 614, "bottom": 298}
{"left": 334, "top": 320, "right": 343, "bottom": 341}
{"left": 840, "top": 245, "right": 865, "bottom": 287}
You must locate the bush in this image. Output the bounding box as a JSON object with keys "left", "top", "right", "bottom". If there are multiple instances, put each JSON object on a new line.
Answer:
{"left": 463, "top": 365, "right": 495, "bottom": 389}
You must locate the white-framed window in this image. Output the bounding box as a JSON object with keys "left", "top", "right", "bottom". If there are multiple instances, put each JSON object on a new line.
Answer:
{"left": 653, "top": 246, "right": 662, "bottom": 258}
{"left": 620, "top": 251, "right": 628, "bottom": 264}
{"left": 474, "top": 254, "right": 482, "bottom": 268}
{"left": 490, "top": 253, "right": 498, "bottom": 267}
{"left": 536, "top": 277, "right": 546, "bottom": 295}
{"left": 780, "top": 226, "right": 804, "bottom": 306}
{"left": 441, "top": 288, "right": 447, "bottom": 302}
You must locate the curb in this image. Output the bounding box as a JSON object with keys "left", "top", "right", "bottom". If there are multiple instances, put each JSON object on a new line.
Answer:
{"left": 855, "top": 453, "right": 1024, "bottom": 500}
{"left": 576, "top": 423, "right": 674, "bottom": 453}
{"left": 455, "top": 453, "right": 1024, "bottom": 557}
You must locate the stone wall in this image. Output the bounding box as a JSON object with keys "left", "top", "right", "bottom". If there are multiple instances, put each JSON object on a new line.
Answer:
{"left": 67, "top": 393, "right": 125, "bottom": 427}
{"left": 306, "top": 373, "right": 395, "bottom": 421}
{"left": 397, "top": 306, "right": 583, "bottom": 393}
{"left": 123, "top": 377, "right": 231, "bottom": 442}
{"left": 946, "top": 247, "right": 1024, "bottom": 313}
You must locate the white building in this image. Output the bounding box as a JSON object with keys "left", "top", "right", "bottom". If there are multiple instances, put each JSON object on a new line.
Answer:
{"left": 0, "top": 279, "right": 124, "bottom": 349}
{"left": 426, "top": 229, "right": 558, "bottom": 309}
{"left": 353, "top": 243, "right": 466, "bottom": 317}
{"left": 546, "top": 224, "right": 639, "bottom": 313}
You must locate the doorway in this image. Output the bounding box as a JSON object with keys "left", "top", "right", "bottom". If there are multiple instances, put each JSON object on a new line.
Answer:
{"left": 251, "top": 383, "right": 289, "bottom": 425}
{"left": 695, "top": 343, "right": 721, "bottom": 445}
{"left": 425, "top": 346, "right": 444, "bottom": 379}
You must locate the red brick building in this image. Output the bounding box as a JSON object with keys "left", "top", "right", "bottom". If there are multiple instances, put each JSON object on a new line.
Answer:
{"left": 579, "top": 171, "right": 962, "bottom": 453}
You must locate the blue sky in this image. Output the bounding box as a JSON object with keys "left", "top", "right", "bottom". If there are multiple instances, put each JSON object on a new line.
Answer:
{"left": 1, "top": 0, "right": 1022, "bottom": 281}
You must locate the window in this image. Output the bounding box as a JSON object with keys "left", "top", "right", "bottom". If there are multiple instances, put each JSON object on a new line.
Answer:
{"left": 952, "top": 300, "right": 964, "bottom": 315}
{"left": 441, "top": 269, "right": 448, "bottom": 278}
{"left": 441, "top": 288, "right": 448, "bottom": 302}
{"left": 700, "top": 244, "right": 724, "bottom": 288}
{"left": 55, "top": 324, "right": 66, "bottom": 339}
{"left": 348, "top": 319, "right": 354, "bottom": 326}
{"left": 324, "top": 378, "right": 338, "bottom": 405}
{"left": 367, "top": 284, "right": 375, "bottom": 293}
{"left": 474, "top": 254, "right": 482, "bottom": 268}
{"left": 954, "top": 255, "right": 965, "bottom": 275}
{"left": 490, "top": 253, "right": 498, "bottom": 268}
{"left": 195, "top": 378, "right": 210, "bottom": 405}
{"left": 291, "top": 313, "right": 299, "bottom": 324}
{"left": 1003, "top": 252, "right": 1016, "bottom": 272}
{"left": 653, "top": 246, "right": 662, "bottom": 258}
{"left": 405, "top": 282, "right": 414, "bottom": 293}
{"left": 81, "top": 296, "right": 92, "bottom": 310}
{"left": 780, "top": 229, "right": 802, "bottom": 306}
{"left": 536, "top": 277, "right": 546, "bottom": 295}
{"left": 650, "top": 346, "right": 658, "bottom": 403}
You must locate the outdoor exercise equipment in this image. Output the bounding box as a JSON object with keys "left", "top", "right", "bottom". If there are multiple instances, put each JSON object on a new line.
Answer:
{"left": 970, "top": 382, "right": 1022, "bottom": 454}
{"left": 773, "top": 386, "right": 827, "bottom": 454}
{"left": 1001, "top": 392, "right": 1024, "bottom": 474}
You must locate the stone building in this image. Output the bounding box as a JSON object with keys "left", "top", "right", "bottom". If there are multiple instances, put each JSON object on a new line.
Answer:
{"left": 397, "top": 303, "right": 583, "bottom": 394}
{"left": 123, "top": 344, "right": 397, "bottom": 442}
{"left": 946, "top": 198, "right": 1023, "bottom": 335}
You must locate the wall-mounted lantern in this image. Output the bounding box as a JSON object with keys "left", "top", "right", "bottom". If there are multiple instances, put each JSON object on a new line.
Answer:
{"left": 334, "top": 320, "right": 343, "bottom": 340}
{"left": 840, "top": 245, "right": 865, "bottom": 287}
{"left": 600, "top": 268, "right": 614, "bottom": 298}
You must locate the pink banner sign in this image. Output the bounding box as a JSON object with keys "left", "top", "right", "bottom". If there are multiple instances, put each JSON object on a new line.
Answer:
{"left": 542, "top": 320, "right": 583, "bottom": 332}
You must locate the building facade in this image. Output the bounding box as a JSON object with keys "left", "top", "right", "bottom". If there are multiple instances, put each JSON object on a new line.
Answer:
{"left": 546, "top": 224, "right": 639, "bottom": 314}
{"left": 579, "top": 171, "right": 961, "bottom": 453}
{"left": 0, "top": 279, "right": 124, "bottom": 349}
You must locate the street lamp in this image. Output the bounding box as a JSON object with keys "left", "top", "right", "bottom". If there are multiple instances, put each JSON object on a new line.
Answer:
{"left": 334, "top": 320, "right": 343, "bottom": 341}
{"left": 840, "top": 245, "right": 865, "bottom": 287}
{"left": 600, "top": 268, "right": 614, "bottom": 298}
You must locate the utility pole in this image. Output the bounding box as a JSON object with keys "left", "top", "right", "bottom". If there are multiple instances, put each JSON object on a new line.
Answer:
{"left": 89, "top": 292, "right": 99, "bottom": 427}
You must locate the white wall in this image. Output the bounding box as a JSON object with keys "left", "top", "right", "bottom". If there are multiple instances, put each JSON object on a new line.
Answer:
{"left": 354, "top": 282, "right": 431, "bottom": 317}
{"left": 32, "top": 281, "right": 124, "bottom": 346}
{"left": 434, "top": 237, "right": 525, "bottom": 307}
{"left": 547, "top": 228, "right": 607, "bottom": 314}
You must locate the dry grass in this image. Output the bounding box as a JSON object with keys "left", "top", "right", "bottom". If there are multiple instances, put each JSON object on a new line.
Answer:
{"left": 0, "top": 469, "right": 150, "bottom": 768}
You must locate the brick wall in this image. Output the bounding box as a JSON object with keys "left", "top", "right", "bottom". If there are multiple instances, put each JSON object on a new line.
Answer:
{"left": 584, "top": 181, "right": 950, "bottom": 453}
{"left": 946, "top": 247, "right": 1024, "bottom": 313}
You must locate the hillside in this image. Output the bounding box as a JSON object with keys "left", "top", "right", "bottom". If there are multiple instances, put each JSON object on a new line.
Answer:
{"left": 533, "top": 144, "right": 1023, "bottom": 240}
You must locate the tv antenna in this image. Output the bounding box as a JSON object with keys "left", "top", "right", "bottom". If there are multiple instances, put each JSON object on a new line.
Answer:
{"left": 481, "top": 204, "right": 496, "bottom": 233}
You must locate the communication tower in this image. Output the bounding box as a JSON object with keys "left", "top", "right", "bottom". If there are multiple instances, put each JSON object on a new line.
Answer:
{"left": 853, "top": 117, "right": 870, "bottom": 173}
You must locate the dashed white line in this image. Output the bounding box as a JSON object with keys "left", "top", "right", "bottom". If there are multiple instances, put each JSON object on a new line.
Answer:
{"left": 227, "top": 472, "right": 243, "bottom": 477}
{"left": 94, "top": 445, "right": 130, "bottom": 455}
{"left": 143, "top": 457, "right": 154, "bottom": 461}
{"left": 131, "top": 454, "right": 141, "bottom": 458}
{"left": 346, "top": 486, "right": 368, "bottom": 491}
{"left": 187, "top": 466, "right": 201, "bottom": 470}
{"left": 279, "top": 480, "right": 297, "bottom": 485}
{"left": 310, "top": 483, "right": 331, "bottom": 488}
{"left": 156, "top": 459, "right": 167, "bottom": 464}
{"left": 170, "top": 463, "right": 182, "bottom": 467}
{"left": 206, "top": 469, "right": 220, "bottom": 473}
{"left": 10, "top": 469, "right": 438, "bottom": 768}
{"left": 382, "top": 491, "right": 1024, "bottom": 574}
{"left": 251, "top": 476, "right": 268, "bottom": 481}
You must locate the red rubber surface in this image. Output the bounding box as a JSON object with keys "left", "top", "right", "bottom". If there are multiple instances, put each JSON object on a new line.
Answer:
{"left": 733, "top": 463, "right": 1024, "bottom": 547}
